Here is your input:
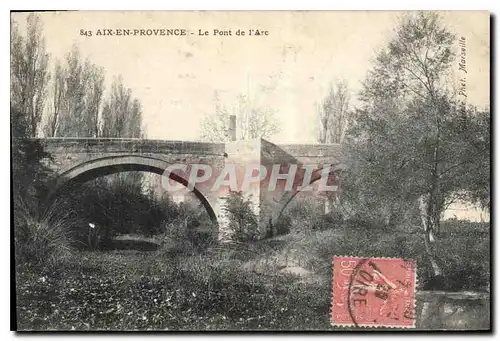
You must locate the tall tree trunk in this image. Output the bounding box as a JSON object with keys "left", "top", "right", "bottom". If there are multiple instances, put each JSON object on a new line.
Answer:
{"left": 422, "top": 87, "right": 444, "bottom": 277}
{"left": 419, "top": 194, "right": 442, "bottom": 276}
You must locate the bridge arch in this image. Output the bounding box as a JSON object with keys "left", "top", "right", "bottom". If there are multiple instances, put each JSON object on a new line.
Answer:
{"left": 44, "top": 154, "right": 218, "bottom": 225}
{"left": 271, "top": 163, "right": 344, "bottom": 228}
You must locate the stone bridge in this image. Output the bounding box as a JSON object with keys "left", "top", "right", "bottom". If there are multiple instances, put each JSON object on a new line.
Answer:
{"left": 38, "top": 137, "right": 342, "bottom": 239}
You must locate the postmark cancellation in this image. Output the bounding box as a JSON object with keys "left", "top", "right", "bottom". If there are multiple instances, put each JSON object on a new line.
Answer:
{"left": 331, "top": 256, "right": 417, "bottom": 328}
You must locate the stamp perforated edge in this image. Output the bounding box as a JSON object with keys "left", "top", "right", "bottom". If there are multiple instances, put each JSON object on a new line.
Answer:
{"left": 330, "top": 255, "right": 417, "bottom": 329}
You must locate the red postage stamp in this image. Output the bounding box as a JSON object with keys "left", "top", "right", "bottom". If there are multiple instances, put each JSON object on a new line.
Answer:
{"left": 331, "top": 256, "right": 416, "bottom": 328}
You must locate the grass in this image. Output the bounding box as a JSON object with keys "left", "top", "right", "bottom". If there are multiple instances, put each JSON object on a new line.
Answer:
{"left": 279, "top": 219, "right": 490, "bottom": 292}
{"left": 14, "top": 205, "right": 490, "bottom": 330}
{"left": 16, "top": 246, "right": 331, "bottom": 331}
{"left": 14, "top": 199, "right": 75, "bottom": 270}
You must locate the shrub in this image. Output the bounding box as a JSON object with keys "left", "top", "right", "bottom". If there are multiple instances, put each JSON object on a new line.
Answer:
{"left": 14, "top": 198, "right": 73, "bottom": 269}
{"left": 283, "top": 196, "right": 344, "bottom": 233}
{"left": 311, "top": 212, "right": 343, "bottom": 231}
{"left": 286, "top": 196, "right": 324, "bottom": 221}
{"left": 274, "top": 214, "right": 292, "bottom": 235}
{"left": 187, "top": 225, "right": 218, "bottom": 250}
{"left": 12, "top": 107, "right": 53, "bottom": 214}
{"left": 159, "top": 216, "right": 218, "bottom": 255}
{"left": 160, "top": 218, "right": 194, "bottom": 254}
{"left": 173, "top": 199, "right": 217, "bottom": 250}
{"left": 223, "top": 191, "right": 259, "bottom": 242}
{"left": 55, "top": 175, "right": 186, "bottom": 249}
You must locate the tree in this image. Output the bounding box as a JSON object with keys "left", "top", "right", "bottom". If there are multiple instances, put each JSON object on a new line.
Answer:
{"left": 237, "top": 94, "right": 281, "bottom": 140}
{"left": 12, "top": 106, "right": 49, "bottom": 207}
{"left": 448, "top": 106, "right": 490, "bottom": 212}
{"left": 200, "top": 91, "right": 281, "bottom": 142}
{"left": 49, "top": 46, "right": 106, "bottom": 137}
{"left": 84, "top": 63, "right": 105, "bottom": 137}
{"left": 58, "top": 46, "right": 88, "bottom": 136}
{"left": 318, "top": 81, "right": 350, "bottom": 144}
{"left": 101, "top": 76, "right": 143, "bottom": 138}
{"left": 43, "top": 61, "right": 65, "bottom": 137}
{"left": 317, "top": 81, "right": 350, "bottom": 214}
{"left": 223, "top": 191, "right": 259, "bottom": 242}
{"left": 11, "top": 13, "right": 50, "bottom": 137}
{"left": 100, "top": 76, "right": 144, "bottom": 198}
{"left": 343, "top": 12, "right": 489, "bottom": 277}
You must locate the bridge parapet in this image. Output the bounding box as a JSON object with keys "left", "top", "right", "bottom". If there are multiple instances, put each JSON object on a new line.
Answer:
{"left": 38, "top": 138, "right": 225, "bottom": 156}
{"left": 276, "top": 143, "right": 343, "bottom": 165}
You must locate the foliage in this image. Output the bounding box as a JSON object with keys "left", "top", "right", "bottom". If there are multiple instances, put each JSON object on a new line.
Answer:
{"left": 223, "top": 191, "right": 259, "bottom": 242}
{"left": 101, "top": 76, "right": 143, "bottom": 138}
{"left": 452, "top": 108, "right": 490, "bottom": 211}
{"left": 159, "top": 199, "right": 218, "bottom": 254}
{"left": 285, "top": 213, "right": 490, "bottom": 292}
{"left": 15, "top": 215, "right": 489, "bottom": 331}
{"left": 12, "top": 15, "right": 150, "bottom": 259}
{"left": 41, "top": 47, "right": 140, "bottom": 139}
{"left": 11, "top": 13, "right": 50, "bottom": 137}
{"left": 345, "top": 12, "right": 456, "bottom": 220}
{"left": 285, "top": 195, "right": 324, "bottom": 221}
{"left": 37, "top": 43, "right": 146, "bottom": 248}
{"left": 283, "top": 196, "right": 343, "bottom": 233}
{"left": 10, "top": 15, "right": 62, "bottom": 268}
{"left": 274, "top": 214, "right": 292, "bottom": 236}
{"left": 98, "top": 74, "right": 145, "bottom": 204}
{"left": 341, "top": 11, "right": 490, "bottom": 275}
{"left": 16, "top": 246, "right": 330, "bottom": 331}
{"left": 44, "top": 45, "right": 106, "bottom": 137}
{"left": 14, "top": 199, "right": 73, "bottom": 269}
{"left": 317, "top": 80, "right": 350, "bottom": 144}
{"left": 179, "top": 201, "right": 218, "bottom": 249}
{"left": 53, "top": 177, "right": 189, "bottom": 249}
{"left": 48, "top": 176, "right": 217, "bottom": 252}
{"left": 12, "top": 106, "right": 54, "bottom": 270}
{"left": 12, "top": 113, "right": 52, "bottom": 215}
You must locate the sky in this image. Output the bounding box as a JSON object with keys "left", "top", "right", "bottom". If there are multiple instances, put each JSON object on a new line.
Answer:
{"left": 12, "top": 11, "right": 490, "bottom": 143}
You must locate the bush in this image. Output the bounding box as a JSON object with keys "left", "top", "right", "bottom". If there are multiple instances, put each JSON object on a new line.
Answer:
{"left": 14, "top": 198, "right": 73, "bottom": 269}
{"left": 279, "top": 196, "right": 345, "bottom": 234}
{"left": 187, "top": 226, "right": 218, "bottom": 250}
{"left": 311, "top": 212, "right": 344, "bottom": 231}
{"left": 432, "top": 220, "right": 490, "bottom": 291}
{"left": 274, "top": 214, "right": 292, "bottom": 235}
{"left": 12, "top": 107, "right": 53, "bottom": 214}
{"left": 223, "top": 191, "right": 259, "bottom": 242}
{"left": 158, "top": 203, "right": 218, "bottom": 255}
{"left": 55, "top": 175, "right": 186, "bottom": 249}
{"left": 286, "top": 196, "right": 324, "bottom": 221}
{"left": 160, "top": 218, "right": 194, "bottom": 253}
